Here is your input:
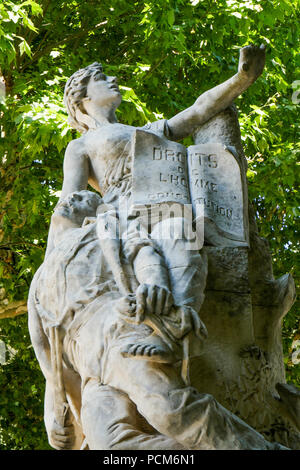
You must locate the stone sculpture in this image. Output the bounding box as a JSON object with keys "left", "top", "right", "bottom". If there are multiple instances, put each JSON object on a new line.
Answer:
{"left": 27, "top": 45, "right": 299, "bottom": 450}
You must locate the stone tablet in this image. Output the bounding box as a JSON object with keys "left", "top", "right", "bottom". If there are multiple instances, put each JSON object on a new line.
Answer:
{"left": 132, "top": 132, "right": 248, "bottom": 246}
{"left": 188, "top": 143, "right": 249, "bottom": 246}
{"left": 131, "top": 129, "right": 190, "bottom": 206}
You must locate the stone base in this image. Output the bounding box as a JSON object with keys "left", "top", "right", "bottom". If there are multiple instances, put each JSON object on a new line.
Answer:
{"left": 189, "top": 246, "right": 299, "bottom": 449}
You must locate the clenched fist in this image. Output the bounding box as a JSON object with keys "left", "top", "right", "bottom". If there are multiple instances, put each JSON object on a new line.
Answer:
{"left": 238, "top": 44, "right": 266, "bottom": 82}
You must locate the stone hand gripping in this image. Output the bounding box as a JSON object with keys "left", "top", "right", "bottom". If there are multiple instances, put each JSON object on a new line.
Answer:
{"left": 117, "top": 288, "right": 208, "bottom": 385}
{"left": 48, "top": 326, "right": 75, "bottom": 450}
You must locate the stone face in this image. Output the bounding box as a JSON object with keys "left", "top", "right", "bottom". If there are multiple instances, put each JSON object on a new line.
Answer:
{"left": 27, "top": 46, "right": 299, "bottom": 451}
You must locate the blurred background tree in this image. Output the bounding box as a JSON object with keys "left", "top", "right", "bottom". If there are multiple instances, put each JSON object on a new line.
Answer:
{"left": 0, "top": 0, "right": 299, "bottom": 449}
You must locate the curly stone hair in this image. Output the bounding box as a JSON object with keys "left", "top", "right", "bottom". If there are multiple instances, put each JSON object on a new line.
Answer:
{"left": 64, "top": 62, "right": 103, "bottom": 133}
{"left": 55, "top": 190, "right": 102, "bottom": 216}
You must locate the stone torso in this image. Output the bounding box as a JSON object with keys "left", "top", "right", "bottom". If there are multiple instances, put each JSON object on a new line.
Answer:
{"left": 74, "top": 120, "right": 169, "bottom": 196}
{"left": 82, "top": 123, "right": 137, "bottom": 195}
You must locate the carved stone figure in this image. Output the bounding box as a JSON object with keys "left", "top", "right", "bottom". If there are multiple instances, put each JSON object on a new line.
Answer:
{"left": 28, "top": 45, "right": 299, "bottom": 450}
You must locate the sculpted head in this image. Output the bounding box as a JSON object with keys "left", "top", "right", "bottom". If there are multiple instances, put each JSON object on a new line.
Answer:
{"left": 64, "top": 62, "right": 121, "bottom": 133}
{"left": 55, "top": 190, "right": 102, "bottom": 226}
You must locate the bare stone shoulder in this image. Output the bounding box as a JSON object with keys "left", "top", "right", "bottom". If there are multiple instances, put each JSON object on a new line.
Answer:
{"left": 64, "top": 134, "right": 88, "bottom": 160}
{"left": 60, "top": 135, "right": 92, "bottom": 199}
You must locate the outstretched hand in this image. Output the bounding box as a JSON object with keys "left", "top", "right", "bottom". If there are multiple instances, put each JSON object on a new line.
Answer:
{"left": 238, "top": 44, "right": 266, "bottom": 82}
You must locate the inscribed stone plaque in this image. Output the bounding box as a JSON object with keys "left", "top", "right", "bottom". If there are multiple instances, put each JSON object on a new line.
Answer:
{"left": 188, "top": 143, "right": 248, "bottom": 245}
{"left": 132, "top": 130, "right": 190, "bottom": 206}
{"left": 131, "top": 132, "right": 248, "bottom": 246}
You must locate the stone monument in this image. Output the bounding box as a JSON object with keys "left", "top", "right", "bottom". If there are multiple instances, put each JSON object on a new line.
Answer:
{"left": 27, "top": 45, "right": 299, "bottom": 450}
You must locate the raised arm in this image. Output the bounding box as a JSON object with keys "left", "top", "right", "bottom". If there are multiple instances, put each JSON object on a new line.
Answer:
{"left": 167, "top": 44, "right": 266, "bottom": 141}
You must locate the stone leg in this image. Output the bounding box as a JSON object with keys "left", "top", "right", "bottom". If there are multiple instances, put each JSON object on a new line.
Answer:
{"left": 99, "top": 345, "right": 284, "bottom": 450}
{"left": 151, "top": 217, "right": 207, "bottom": 311}
{"left": 81, "top": 381, "right": 185, "bottom": 450}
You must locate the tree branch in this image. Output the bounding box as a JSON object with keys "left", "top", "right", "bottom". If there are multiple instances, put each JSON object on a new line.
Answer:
{"left": 0, "top": 241, "right": 44, "bottom": 250}
{"left": 0, "top": 300, "right": 27, "bottom": 320}
{"left": 143, "top": 54, "right": 169, "bottom": 81}
{"left": 19, "top": 21, "right": 108, "bottom": 72}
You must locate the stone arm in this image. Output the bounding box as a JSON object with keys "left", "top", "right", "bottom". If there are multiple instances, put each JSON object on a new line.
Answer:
{"left": 44, "top": 214, "right": 64, "bottom": 259}
{"left": 28, "top": 291, "right": 79, "bottom": 449}
{"left": 44, "top": 140, "right": 89, "bottom": 259}
{"left": 60, "top": 139, "right": 90, "bottom": 200}
{"left": 28, "top": 287, "right": 52, "bottom": 383}
{"left": 167, "top": 45, "right": 266, "bottom": 141}
{"left": 27, "top": 293, "right": 59, "bottom": 443}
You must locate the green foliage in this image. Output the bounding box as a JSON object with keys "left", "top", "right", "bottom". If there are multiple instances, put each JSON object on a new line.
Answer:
{"left": 0, "top": 0, "right": 299, "bottom": 448}
{"left": 0, "top": 315, "right": 50, "bottom": 449}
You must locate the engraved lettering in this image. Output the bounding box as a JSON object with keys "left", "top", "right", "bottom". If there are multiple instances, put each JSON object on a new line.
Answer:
{"left": 153, "top": 147, "right": 186, "bottom": 163}
{"left": 176, "top": 152, "right": 185, "bottom": 163}
{"left": 193, "top": 179, "right": 218, "bottom": 192}
{"left": 148, "top": 192, "right": 186, "bottom": 200}
{"left": 165, "top": 149, "right": 175, "bottom": 161}
{"left": 208, "top": 154, "right": 218, "bottom": 168}
{"left": 153, "top": 147, "right": 162, "bottom": 160}
{"left": 194, "top": 197, "right": 233, "bottom": 218}
{"left": 159, "top": 173, "right": 168, "bottom": 182}
{"left": 190, "top": 153, "right": 218, "bottom": 168}
{"left": 193, "top": 152, "right": 204, "bottom": 166}
{"left": 171, "top": 174, "right": 179, "bottom": 184}
{"left": 159, "top": 173, "right": 187, "bottom": 187}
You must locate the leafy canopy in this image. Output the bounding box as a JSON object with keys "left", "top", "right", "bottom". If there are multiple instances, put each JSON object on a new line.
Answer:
{"left": 0, "top": 0, "right": 299, "bottom": 449}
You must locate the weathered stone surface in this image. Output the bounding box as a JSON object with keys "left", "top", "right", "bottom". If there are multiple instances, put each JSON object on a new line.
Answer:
{"left": 132, "top": 131, "right": 249, "bottom": 247}
{"left": 132, "top": 129, "right": 190, "bottom": 206}
{"left": 194, "top": 104, "right": 246, "bottom": 167}
{"left": 204, "top": 246, "right": 249, "bottom": 293}
{"left": 189, "top": 143, "right": 248, "bottom": 245}
{"left": 193, "top": 107, "right": 299, "bottom": 449}
{"left": 189, "top": 245, "right": 299, "bottom": 449}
